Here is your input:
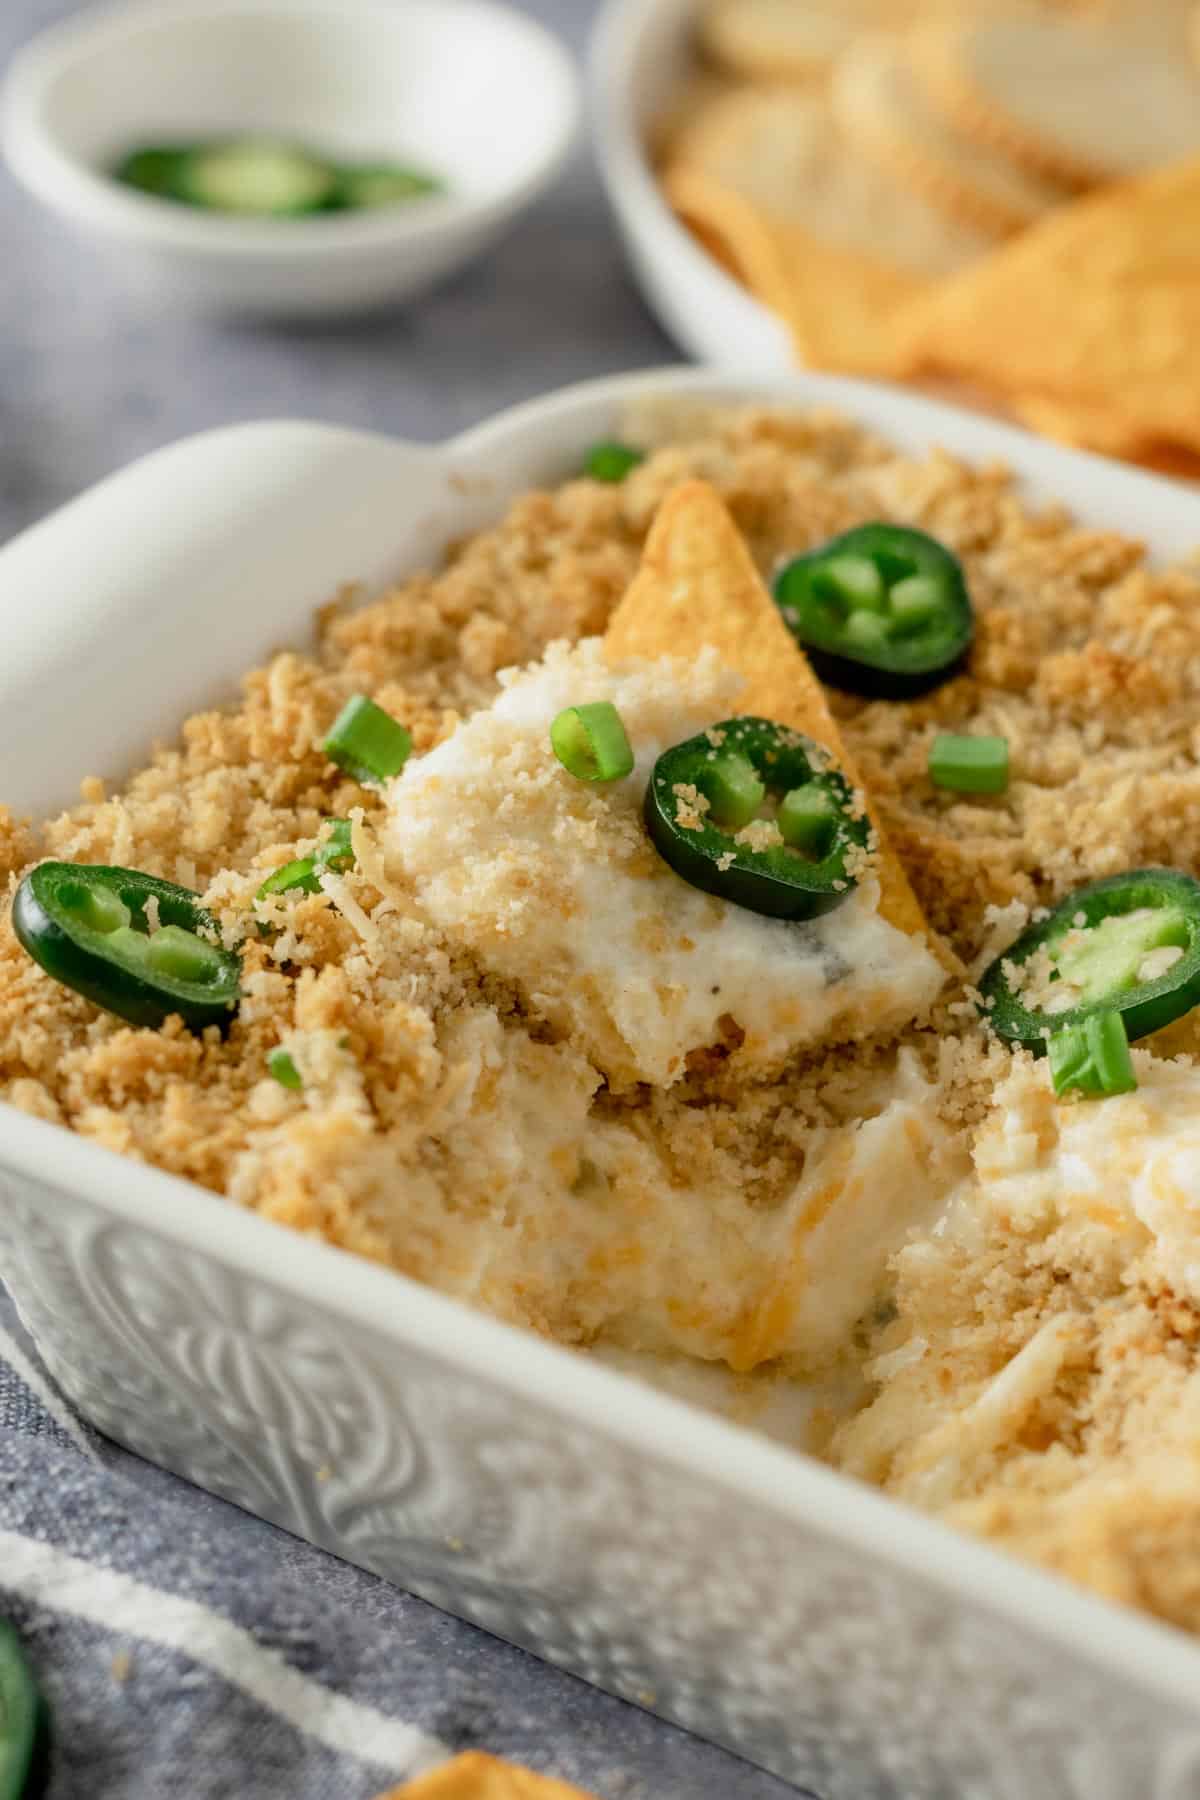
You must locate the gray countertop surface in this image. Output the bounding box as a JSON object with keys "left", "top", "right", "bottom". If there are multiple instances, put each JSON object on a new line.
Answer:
{"left": 0, "top": 4, "right": 818, "bottom": 1799}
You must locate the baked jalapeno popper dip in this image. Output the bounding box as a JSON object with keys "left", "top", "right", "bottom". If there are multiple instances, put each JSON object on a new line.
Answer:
{"left": 5, "top": 399, "right": 1200, "bottom": 1635}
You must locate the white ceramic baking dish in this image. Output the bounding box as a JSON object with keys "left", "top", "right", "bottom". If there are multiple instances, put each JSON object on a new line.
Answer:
{"left": 3, "top": 369, "right": 1200, "bottom": 1800}
{"left": 589, "top": 0, "right": 791, "bottom": 368}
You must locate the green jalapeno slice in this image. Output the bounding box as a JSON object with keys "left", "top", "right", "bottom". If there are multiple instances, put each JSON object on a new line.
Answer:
{"left": 12, "top": 863, "right": 242, "bottom": 1032}
{"left": 978, "top": 869, "right": 1200, "bottom": 1050}
{"left": 643, "top": 716, "right": 871, "bottom": 920}
{"left": 0, "top": 1619, "right": 49, "bottom": 1800}
{"left": 773, "top": 523, "right": 974, "bottom": 698}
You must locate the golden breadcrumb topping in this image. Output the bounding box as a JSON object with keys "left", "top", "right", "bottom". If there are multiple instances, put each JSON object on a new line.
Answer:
{"left": 5, "top": 399, "right": 1200, "bottom": 1632}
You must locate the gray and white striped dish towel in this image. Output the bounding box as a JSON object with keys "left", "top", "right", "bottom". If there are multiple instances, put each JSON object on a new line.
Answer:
{"left": 0, "top": 1286, "right": 806, "bottom": 1800}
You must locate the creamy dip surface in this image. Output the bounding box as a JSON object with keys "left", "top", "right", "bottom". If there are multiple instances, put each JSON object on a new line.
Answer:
{"left": 388, "top": 639, "right": 944, "bottom": 1091}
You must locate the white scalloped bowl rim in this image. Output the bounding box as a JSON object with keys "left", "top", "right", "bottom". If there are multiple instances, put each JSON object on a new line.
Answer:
{"left": 1, "top": 365, "right": 1200, "bottom": 1721}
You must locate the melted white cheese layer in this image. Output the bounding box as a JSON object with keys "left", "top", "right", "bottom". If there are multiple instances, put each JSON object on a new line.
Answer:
{"left": 443, "top": 1029, "right": 963, "bottom": 1372}
{"left": 386, "top": 639, "right": 944, "bottom": 1089}
{"left": 958, "top": 1051, "right": 1200, "bottom": 1303}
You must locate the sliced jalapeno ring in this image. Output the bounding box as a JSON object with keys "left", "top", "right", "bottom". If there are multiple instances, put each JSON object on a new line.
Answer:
{"left": 0, "top": 1618, "right": 50, "bottom": 1800}
{"left": 11, "top": 863, "right": 242, "bottom": 1032}
{"left": 978, "top": 868, "right": 1200, "bottom": 1050}
{"left": 643, "top": 716, "right": 871, "bottom": 920}
{"left": 773, "top": 523, "right": 974, "bottom": 699}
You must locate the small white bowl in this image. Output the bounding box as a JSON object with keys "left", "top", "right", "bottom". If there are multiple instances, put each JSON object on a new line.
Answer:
{"left": 2, "top": 0, "right": 580, "bottom": 319}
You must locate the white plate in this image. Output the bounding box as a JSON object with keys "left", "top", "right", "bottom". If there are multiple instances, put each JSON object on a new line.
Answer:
{"left": 3, "top": 368, "right": 1200, "bottom": 1800}
{"left": 589, "top": 0, "right": 791, "bottom": 368}
{"left": 2, "top": 0, "right": 580, "bottom": 319}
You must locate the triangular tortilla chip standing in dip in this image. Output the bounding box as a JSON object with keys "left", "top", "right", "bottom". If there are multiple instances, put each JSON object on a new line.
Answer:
{"left": 389, "top": 478, "right": 947, "bottom": 1090}
{"left": 383, "top": 1753, "right": 598, "bottom": 1799}
{"left": 605, "top": 479, "right": 940, "bottom": 955}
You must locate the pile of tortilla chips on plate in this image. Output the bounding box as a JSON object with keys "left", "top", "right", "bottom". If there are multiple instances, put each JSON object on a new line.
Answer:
{"left": 662, "top": 0, "right": 1200, "bottom": 473}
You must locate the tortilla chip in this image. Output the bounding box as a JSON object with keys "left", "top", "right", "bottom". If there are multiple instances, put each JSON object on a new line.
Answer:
{"left": 605, "top": 480, "right": 946, "bottom": 958}
{"left": 914, "top": 14, "right": 1200, "bottom": 190}
{"left": 892, "top": 155, "right": 1200, "bottom": 455}
{"left": 645, "top": 67, "right": 738, "bottom": 164}
{"left": 1014, "top": 393, "right": 1200, "bottom": 478}
{"left": 664, "top": 163, "right": 925, "bottom": 374}
{"left": 382, "top": 1753, "right": 596, "bottom": 1800}
{"left": 830, "top": 32, "right": 1068, "bottom": 238}
{"left": 1011, "top": 391, "right": 1153, "bottom": 457}
{"left": 699, "top": 0, "right": 914, "bottom": 83}
{"left": 664, "top": 85, "right": 992, "bottom": 278}
{"left": 1126, "top": 442, "right": 1200, "bottom": 483}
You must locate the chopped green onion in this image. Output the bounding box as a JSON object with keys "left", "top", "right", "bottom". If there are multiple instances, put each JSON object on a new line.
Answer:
{"left": 1048, "top": 1011, "right": 1137, "bottom": 1099}
{"left": 582, "top": 442, "right": 644, "bottom": 483}
{"left": 258, "top": 857, "right": 319, "bottom": 900}
{"left": 929, "top": 732, "right": 1009, "bottom": 796}
{"left": 550, "top": 702, "right": 635, "bottom": 783}
{"left": 700, "top": 750, "right": 766, "bottom": 830}
{"left": 324, "top": 696, "right": 412, "bottom": 786}
{"left": 778, "top": 782, "right": 837, "bottom": 855}
{"left": 317, "top": 818, "right": 355, "bottom": 870}
{"left": 257, "top": 818, "right": 357, "bottom": 902}
{"left": 268, "top": 1048, "right": 302, "bottom": 1091}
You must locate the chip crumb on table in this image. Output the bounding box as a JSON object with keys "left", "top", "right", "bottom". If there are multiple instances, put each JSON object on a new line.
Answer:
{"left": 382, "top": 1750, "right": 599, "bottom": 1799}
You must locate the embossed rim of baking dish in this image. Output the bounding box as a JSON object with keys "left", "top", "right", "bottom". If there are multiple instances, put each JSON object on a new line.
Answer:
{"left": 3, "top": 365, "right": 1200, "bottom": 1725}
{"left": 589, "top": 0, "right": 792, "bottom": 367}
